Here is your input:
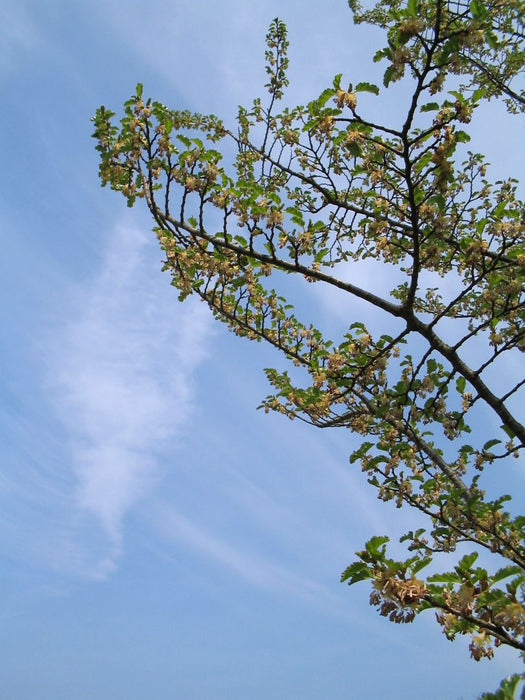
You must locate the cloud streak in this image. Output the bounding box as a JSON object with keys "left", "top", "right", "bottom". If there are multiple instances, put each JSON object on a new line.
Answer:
{"left": 51, "top": 218, "right": 211, "bottom": 573}
{"left": 149, "top": 499, "right": 362, "bottom": 623}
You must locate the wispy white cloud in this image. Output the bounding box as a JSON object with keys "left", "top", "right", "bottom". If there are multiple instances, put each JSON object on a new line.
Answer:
{"left": 305, "top": 257, "right": 404, "bottom": 341}
{"left": 50, "top": 218, "right": 211, "bottom": 573}
{"left": 149, "top": 499, "right": 362, "bottom": 622}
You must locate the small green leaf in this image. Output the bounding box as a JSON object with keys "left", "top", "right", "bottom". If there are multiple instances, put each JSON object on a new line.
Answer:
{"left": 346, "top": 141, "right": 363, "bottom": 158}
{"left": 420, "top": 102, "right": 440, "bottom": 112}
{"left": 455, "top": 130, "right": 471, "bottom": 143}
{"left": 469, "top": 0, "right": 488, "bottom": 20}
{"left": 429, "top": 193, "right": 446, "bottom": 210}
{"left": 441, "top": 35, "right": 459, "bottom": 60}
{"left": 476, "top": 218, "right": 487, "bottom": 234}
{"left": 491, "top": 565, "right": 522, "bottom": 585}
{"left": 373, "top": 48, "right": 390, "bottom": 63}
{"left": 411, "top": 557, "right": 432, "bottom": 575}
{"left": 482, "top": 439, "right": 501, "bottom": 451}
{"left": 341, "top": 561, "right": 373, "bottom": 585}
{"left": 367, "top": 455, "right": 390, "bottom": 468}
{"left": 485, "top": 30, "right": 499, "bottom": 50}
{"left": 472, "top": 87, "right": 487, "bottom": 102}
{"left": 314, "top": 87, "right": 337, "bottom": 110}
{"left": 383, "top": 65, "right": 395, "bottom": 88}
{"left": 501, "top": 424, "right": 516, "bottom": 439}
{"left": 349, "top": 441, "right": 374, "bottom": 464}
{"left": 406, "top": 0, "right": 418, "bottom": 17}
{"left": 355, "top": 82, "right": 380, "bottom": 95}
{"left": 428, "top": 571, "right": 462, "bottom": 584}
{"left": 365, "top": 535, "right": 389, "bottom": 556}
{"left": 177, "top": 134, "right": 192, "bottom": 148}
{"left": 456, "top": 376, "right": 466, "bottom": 394}
{"left": 479, "top": 673, "right": 525, "bottom": 700}
{"left": 456, "top": 552, "right": 479, "bottom": 573}
{"left": 493, "top": 201, "right": 508, "bottom": 218}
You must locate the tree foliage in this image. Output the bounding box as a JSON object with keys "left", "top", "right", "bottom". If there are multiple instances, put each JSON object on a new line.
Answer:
{"left": 93, "top": 0, "right": 525, "bottom": 690}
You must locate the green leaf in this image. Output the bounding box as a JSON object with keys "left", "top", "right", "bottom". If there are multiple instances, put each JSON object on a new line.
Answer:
{"left": 332, "top": 73, "right": 343, "bottom": 90}
{"left": 136, "top": 83, "right": 143, "bottom": 98}
{"left": 349, "top": 441, "right": 374, "bottom": 464}
{"left": 492, "top": 201, "right": 508, "bottom": 218}
{"left": 400, "top": 528, "right": 426, "bottom": 544}
{"left": 406, "top": 0, "right": 418, "bottom": 17}
{"left": 501, "top": 424, "right": 516, "bottom": 439}
{"left": 411, "top": 557, "right": 432, "bottom": 575}
{"left": 482, "top": 439, "right": 501, "bottom": 451}
{"left": 456, "top": 552, "right": 479, "bottom": 573}
{"left": 479, "top": 673, "right": 525, "bottom": 700}
{"left": 285, "top": 207, "right": 305, "bottom": 226}
{"left": 420, "top": 102, "right": 440, "bottom": 112}
{"left": 383, "top": 65, "right": 395, "bottom": 88}
{"left": 485, "top": 30, "right": 499, "bottom": 50}
{"left": 373, "top": 48, "right": 390, "bottom": 63}
{"left": 341, "top": 561, "right": 373, "bottom": 585}
{"left": 355, "top": 82, "right": 379, "bottom": 95}
{"left": 314, "top": 87, "right": 337, "bottom": 111}
{"left": 456, "top": 376, "right": 466, "bottom": 394}
{"left": 491, "top": 565, "right": 522, "bottom": 585}
{"left": 428, "top": 571, "right": 462, "bottom": 584}
{"left": 472, "top": 87, "right": 487, "bottom": 102}
{"left": 346, "top": 141, "right": 363, "bottom": 158}
{"left": 367, "top": 455, "right": 390, "bottom": 468}
{"left": 365, "top": 535, "right": 389, "bottom": 556}
{"left": 469, "top": 0, "right": 488, "bottom": 20}
{"left": 476, "top": 218, "right": 488, "bottom": 234}
{"left": 440, "top": 35, "right": 459, "bottom": 60}
{"left": 429, "top": 193, "right": 446, "bottom": 210}
{"left": 455, "top": 130, "right": 471, "bottom": 143}
{"left": 427, "top": 358, "right": 437, "bottom": 372}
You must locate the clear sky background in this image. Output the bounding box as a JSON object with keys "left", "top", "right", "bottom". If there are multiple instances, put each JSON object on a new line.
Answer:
{"left": 1, "top": 1, "right": 523, "bottom": 698}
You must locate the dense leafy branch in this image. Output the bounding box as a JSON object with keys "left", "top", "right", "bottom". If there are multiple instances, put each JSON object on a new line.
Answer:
{"left": 93, "top": 0, "right": 525, "bottom": 691}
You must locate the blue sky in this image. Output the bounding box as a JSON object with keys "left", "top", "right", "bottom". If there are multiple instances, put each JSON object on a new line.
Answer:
{"left": 1, "top": 1, "right": 523, "bottom": 698}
